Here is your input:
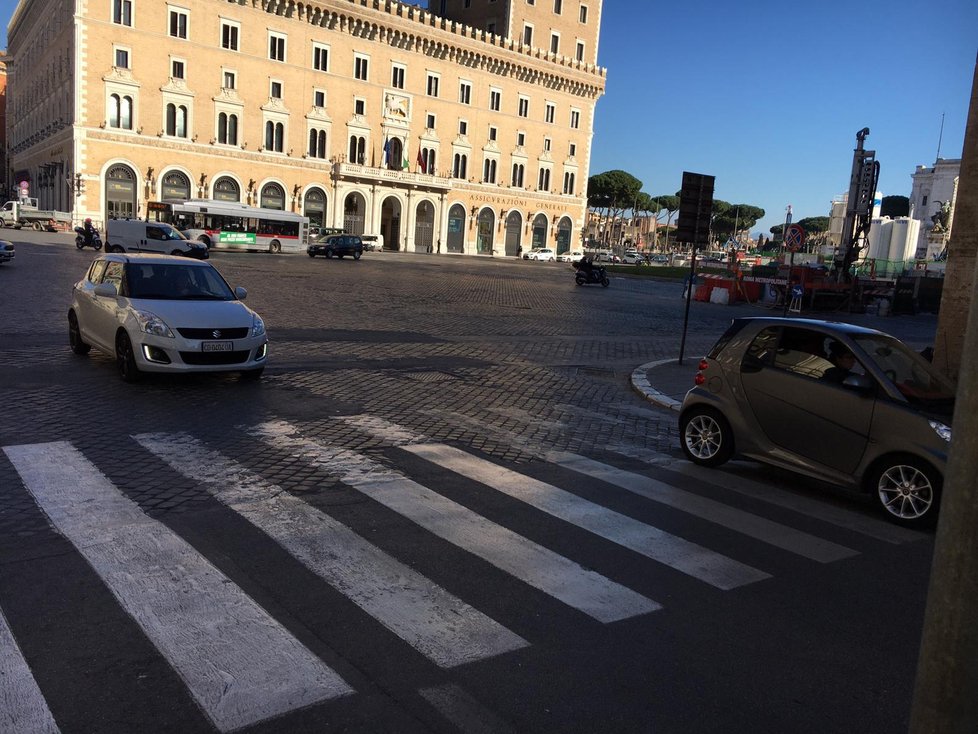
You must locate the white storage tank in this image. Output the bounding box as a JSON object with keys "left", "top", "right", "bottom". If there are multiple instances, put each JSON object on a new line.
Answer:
{"left": 866, "top": 217, "right": 892, "bottom": 260}
{"left": 887, "top": 217, "right": 920, "bottom": 264}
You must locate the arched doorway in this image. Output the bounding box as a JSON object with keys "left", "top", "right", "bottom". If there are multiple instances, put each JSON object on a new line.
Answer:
{"left": 261, "top": 182, "right": 285, "bottom": 210}
{"left": 476, "top": 208, "right": 494, "bottom": 254}
{"left": 212, "top": 176, "right": 240, "bottom": 202}
{"left": 447, "top": 204, "right": 465, "bottom": 253}
{"left": 414, "top": 200, "right": 435, "bottom": 253}
{"left": 381, "top": 196, "right": 402, "bottom": 250}
{"left": 531, "top": 213, "right": 548, "bottom": 248}
{"left": 160, "top": 170, "right": 191, "bottom": 201}
{"left": 105, "top": 164, "right": 137, "bottom": 221}
{"left": 504, "top": 210, "right": 522, "bottom": 257}
{"left": 556, "top": 216, "right": 573, "bottom": 257}
{"left": 343, "top": 192, "right": 366, "bottom": 234}
{"left": 304, "top": 188, "right": 327, "bottom": 228}
{"left": 386, "top": 137, "right": 404, "bottom": 170}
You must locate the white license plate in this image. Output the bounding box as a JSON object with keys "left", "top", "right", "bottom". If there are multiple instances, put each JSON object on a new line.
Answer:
{"left": 202, "top": 341, "right": 233, "bottom": 352}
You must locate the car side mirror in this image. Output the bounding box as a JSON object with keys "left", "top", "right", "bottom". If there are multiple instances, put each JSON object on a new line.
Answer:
{"left": 235, "top": 286, "right": 247, "bottom": 300}
{"left": 94, "top": 283, "right": 117, "bottom": 297}
{"left": 842, "top": 373, "right": 874, "bottom": 392}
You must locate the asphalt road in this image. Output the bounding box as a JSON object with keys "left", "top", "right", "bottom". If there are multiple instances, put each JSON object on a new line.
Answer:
{"left": 0, "top": 230, "right": 938, "bottom": 733}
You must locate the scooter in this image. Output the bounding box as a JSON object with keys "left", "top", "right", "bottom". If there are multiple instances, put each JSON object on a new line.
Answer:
{"left": 573, "top": 260, "right": 610, "bottom": 287}
{"left": 74, "top": 226, "right": 103, "bottom": 251}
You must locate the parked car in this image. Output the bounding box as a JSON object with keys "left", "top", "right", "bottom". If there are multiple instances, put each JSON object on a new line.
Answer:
{"left": 0, "top": 240, "right": 14, "bottom": 265}
{"left": 526, "top": 248, "right": 556, "bottom": 262}
{"left": 558, "top": 250, "right": 584, "bottom": 263}
{"left": 678, "top": 317, "right": 954, "bottom": 528}
{"left": 648, "top": 254, "right": 671, "bottom": 267}
{"left": 622, "top": 251, "right": 646, "bottom": 265}
{"left": 68, "top": 253, "right": 268, "bottom": 382}
{"left": 308, "top": 234, "right": 364, "bottom": 259}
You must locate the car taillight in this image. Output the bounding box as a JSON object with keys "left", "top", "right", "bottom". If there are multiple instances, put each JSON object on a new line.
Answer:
{"left": 694, "top": 372, "right": 706, "bottom": 385}
{"left": 698, "top": 359, "right": 709, "bottom": 370}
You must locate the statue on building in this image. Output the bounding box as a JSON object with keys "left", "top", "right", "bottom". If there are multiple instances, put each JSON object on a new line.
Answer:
{"left": 930, "top": 200, "right": 951, "bottom": 232}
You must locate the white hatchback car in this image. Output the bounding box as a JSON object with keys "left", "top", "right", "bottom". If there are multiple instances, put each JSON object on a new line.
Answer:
{"left": 526, "top": 248, "right": 556, "bottom": 262}
{"left": 68, "top": 253, "right": 268, "bottom": 382}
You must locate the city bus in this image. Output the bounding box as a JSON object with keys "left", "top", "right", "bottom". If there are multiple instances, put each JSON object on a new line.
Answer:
{"left": 146, "top": 199, "right": 309, "bottom": 254}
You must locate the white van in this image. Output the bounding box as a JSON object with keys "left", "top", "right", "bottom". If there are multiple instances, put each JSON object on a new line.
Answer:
{"left": 106, "top": 219, "right": 208, "bottom": 259}
{"left": 360, "top": 233, "right": 384, "bottom": 251}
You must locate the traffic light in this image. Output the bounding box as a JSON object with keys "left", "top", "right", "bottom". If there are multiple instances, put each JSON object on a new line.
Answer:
{"left": 675, "top": 171, "right": 714, "bottom": 248}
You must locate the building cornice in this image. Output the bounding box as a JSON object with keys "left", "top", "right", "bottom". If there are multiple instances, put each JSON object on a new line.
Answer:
{"left": 240, "top": 0, "right": 607, "bottom": 100}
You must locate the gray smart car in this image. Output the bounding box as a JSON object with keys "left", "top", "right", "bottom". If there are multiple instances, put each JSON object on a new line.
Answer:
{"left": 679, "top": 317, "right": 955, "bottom": 528}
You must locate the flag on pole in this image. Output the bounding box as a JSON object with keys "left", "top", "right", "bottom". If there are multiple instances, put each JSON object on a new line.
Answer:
{"left": 417, "top": 149, "right": 426, "bottom": 174}
{"left": 402, "top": 144, "right": 409, "bottom": 171}
{"left": 382, "top": 137, "right": 390, "bottom": 167}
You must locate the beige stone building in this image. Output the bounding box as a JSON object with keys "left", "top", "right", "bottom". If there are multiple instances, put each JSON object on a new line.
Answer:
{"left": 5, "top": 0, "right": 605, "bottom": 255}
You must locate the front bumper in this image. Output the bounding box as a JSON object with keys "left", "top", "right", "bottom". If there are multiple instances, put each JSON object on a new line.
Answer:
{"left": 133, "top": 333, "right": 268, "bottom": 373}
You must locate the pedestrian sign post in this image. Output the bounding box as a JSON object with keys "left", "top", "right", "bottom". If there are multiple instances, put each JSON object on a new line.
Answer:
{"left": 782, "top": 224, "right": 806, "bottom": 316}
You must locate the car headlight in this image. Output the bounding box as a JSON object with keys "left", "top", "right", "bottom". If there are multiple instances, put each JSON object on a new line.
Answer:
{"left": 929, "top": 420, "right": 951, "bottom": 442}
{"left": 134, "top": 309, "right": 174, "bottom": 338}
{"left": 251, "top": 313, "right": 266, "bottom": 338}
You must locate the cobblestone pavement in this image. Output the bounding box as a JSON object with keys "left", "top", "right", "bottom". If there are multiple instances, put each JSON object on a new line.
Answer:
{"left": 0, "top": 231, "right": 939, "bottom": 733}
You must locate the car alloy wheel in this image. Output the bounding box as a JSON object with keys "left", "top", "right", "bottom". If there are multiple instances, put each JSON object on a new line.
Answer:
{"left": 116, "top": 331, "right": 142, "bottom": 383}
{"left": 68, "top": 311, "right": 91, "bottom": 355}
{"left": 680, "top": 407, "right": 733, "bottom": 467}
{"left": 872, "top": 458, "right": 940, "bottom": 527}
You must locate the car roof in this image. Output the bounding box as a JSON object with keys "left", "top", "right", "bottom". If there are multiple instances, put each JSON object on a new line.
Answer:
{"left": 734, "top": 316, "right": 887, "bottom": 337}
{"left": 100, "top": 253, "right": 212, "bottom": 267}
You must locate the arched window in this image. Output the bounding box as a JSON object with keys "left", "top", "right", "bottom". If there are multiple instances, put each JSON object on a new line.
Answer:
{"left": 453, "top": 153, "right": 467, "bottom": 179}
{"left": 538, "top": 167, "right": 551, "bottom": 192}
{"left": 109, "top": 94, "right": 120, "bottom": 128}
{"left": 110, "top": 95, "right": 133, "bottom": 130}
{"left": 218, "top": 113, "right": 238, "bottom": 145}
{"left": 512, "top": 163, "right": 525, "bottom": 188}
{"left": 260, "top": 182, "right": 285, "bottom": 210}
{"left": 212, "top": 176, "right": 240, "bottom": 202}
{"left": 347, "top": 135, "right": 365, "bottom": 164}
{"left": 308, "top": 128, "right": 327, "bottom": 158}
{"left": 419, "top": 148, "right": 436, "bottom": 174}
{"left": 482, "top": 159, "right": 497, "bottom": 184}
{"left": 563, "top": 172, "right": 576, "bottom": 195}
{"left": 265, "top": 121, "right": 284, "bottom": 152}
{"left": 165, "top": 104, "right": 187, "bottom": 137}
{"left": 165, "top": 103, "right": 187, "bottom": 137}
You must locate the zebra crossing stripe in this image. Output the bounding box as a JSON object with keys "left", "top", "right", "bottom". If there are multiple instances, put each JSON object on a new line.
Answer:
{"left": 3, "top": 442, "right": 352, "bottom": 733}
{"left": 419, "top": 683, "right": 515, "bottom": 734}
{"left": 133, "top": 432, "right": 528, "bottom": 668}
{"left": 404, "top": 443, "right": 770, "bottom": 590}
{"left": 337, "top": 417, "right": 768, "bottom": 589}
{"left": 546, "top": 451, "right": 858, "bottom": 563}
{"left": 0, "top": 607, "right": 61, "bottom": 733}
{"left": 248, "top": 421, "right": 660, "bottom": 623}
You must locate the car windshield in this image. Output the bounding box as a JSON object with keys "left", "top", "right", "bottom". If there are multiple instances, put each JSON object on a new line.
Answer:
{"left": 853, "top": 334, "right": 956, "bottom": 409}
{"left": 124, "top": 263, "right": 235, "bottom": 300}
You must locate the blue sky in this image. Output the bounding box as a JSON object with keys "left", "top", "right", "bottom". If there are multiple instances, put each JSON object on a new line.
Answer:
{"left": 592, "top": 0, "right": 977, "bottom": 236}
{"left": 2, "top": 0, "right": 975, "bottom": 236}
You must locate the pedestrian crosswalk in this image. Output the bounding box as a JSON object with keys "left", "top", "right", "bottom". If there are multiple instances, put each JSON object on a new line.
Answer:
{"left": 0, "top": 413, "right": 925, "bottom": 731}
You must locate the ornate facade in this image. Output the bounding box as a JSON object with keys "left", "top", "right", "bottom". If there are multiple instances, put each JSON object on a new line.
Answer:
{"left": 5, "top": 0, "right": 605, "bottom": 255}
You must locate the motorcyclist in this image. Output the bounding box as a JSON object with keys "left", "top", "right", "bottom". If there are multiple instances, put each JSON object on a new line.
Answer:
{"left": 576, "top": 254, "right": 595, "bottom": 279}
{"left": 83, "top": 218, "right": 95, "bottom": 246}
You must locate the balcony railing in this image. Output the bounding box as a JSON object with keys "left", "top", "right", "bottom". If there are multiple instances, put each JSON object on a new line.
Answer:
{"left": 333, "top": 162, "right": 453, "bottom": 191}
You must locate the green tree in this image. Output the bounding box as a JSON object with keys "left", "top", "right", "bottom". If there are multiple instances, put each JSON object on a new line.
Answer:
{"left": 881, "top": 195, "right": 910, "bottom": 218}
{"left": 649, "top": 193, "right": 680, "bottom": 248}
{"left": 711, "top": 203, "right": 766, "bottom": 243}
{"left": 587, "top": 170, "right": 643, "bottom": 246}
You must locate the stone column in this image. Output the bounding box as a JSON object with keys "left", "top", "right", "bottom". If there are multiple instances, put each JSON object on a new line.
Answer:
{"left": 933, "top": 55, "right": 978, "bottom": 380}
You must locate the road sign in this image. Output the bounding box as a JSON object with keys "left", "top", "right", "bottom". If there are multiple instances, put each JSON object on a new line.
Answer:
{"left": 784, "top": 224, "right": 806, "bottom": 252}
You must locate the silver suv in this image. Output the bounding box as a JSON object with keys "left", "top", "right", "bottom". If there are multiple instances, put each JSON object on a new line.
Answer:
{"left": 679, "top": 317, "right": 954, "bottom": 528}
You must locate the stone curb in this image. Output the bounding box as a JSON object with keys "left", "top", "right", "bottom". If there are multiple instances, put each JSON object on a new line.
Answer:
{"left": 630, "top": 358, "right": 683, "bottom": 412}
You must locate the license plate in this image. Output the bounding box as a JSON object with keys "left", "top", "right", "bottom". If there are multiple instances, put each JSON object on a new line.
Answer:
{"left": 202, "top": 341, "right": 233, "bottom": 352}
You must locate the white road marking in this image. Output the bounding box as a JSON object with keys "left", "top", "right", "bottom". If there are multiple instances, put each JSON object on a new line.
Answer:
{"left": 0, "top": 607, "right": 61, "bottom": 734}
{"left": 405, "top": 443, "right": 770, "bottom": 590}
{"left": 3, "top": 442, "right": 352, "bottom": 733}
{"left": 419, "top": 683, "right": 515, "bottom": 734}
{"left": 134, "top": 431, "right": 527, "bottom": 668}
{"left": 251, "top": 420, "right": 659, "bottom": 623}
{"left": 545, "top": 451, "right": 858, "bottom": 563}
